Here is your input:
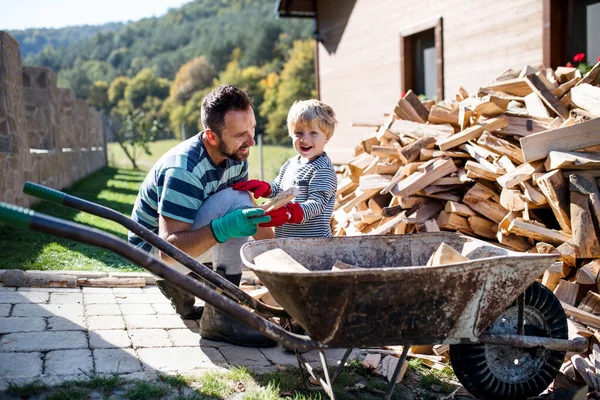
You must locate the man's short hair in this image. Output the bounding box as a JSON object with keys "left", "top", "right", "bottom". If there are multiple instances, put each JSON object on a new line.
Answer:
{"left": 201, "top": 85, "right": 253, "bottom": 136}
{"left": 287, "top": 99, "right": 337, "bottom": 139}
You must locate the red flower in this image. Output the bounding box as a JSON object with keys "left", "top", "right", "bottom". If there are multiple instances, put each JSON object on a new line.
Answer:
{"left": 573, "top": 53, "right": 585, "bottom": 63}
{"left": 566, "top": 62, "right": 574, "bottom": 67}
{"left": 598, "top": 56, "right": 600, "bottom": 62}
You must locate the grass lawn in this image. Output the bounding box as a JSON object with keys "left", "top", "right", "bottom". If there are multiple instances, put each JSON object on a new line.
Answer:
{"left": 108, "top": 138, "right": 298, "bottom": 179}
{"left": 1, "top": 360, "right": 460, "bottom": 399}
{"left": 0, "top": 139, "right": 296, "bottom": 272}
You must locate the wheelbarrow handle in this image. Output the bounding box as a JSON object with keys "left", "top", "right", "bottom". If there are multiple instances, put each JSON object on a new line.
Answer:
{"left": 23, "top": 182, "right": 66, "bottom": 205}
{"left": 0, "top": 201, "right": 318, "bottom": 351}
{"left": 22, "top": 182, "right": 288, "bottom": 319}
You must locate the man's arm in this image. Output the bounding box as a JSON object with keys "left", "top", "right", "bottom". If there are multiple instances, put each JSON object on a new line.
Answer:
{"left": 158, "top": 214, "right": 218, "bottom": 264}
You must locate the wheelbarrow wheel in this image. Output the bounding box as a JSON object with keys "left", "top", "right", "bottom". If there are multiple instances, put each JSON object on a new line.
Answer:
{"left": 449, "top": 281, "right": 567, "bottom": 400}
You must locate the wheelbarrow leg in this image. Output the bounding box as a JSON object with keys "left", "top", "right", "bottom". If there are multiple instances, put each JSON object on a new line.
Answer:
{"left": 331, "top": 348, "right": 354, "bottom": 384}
{"left": 294, "top": 350, "right": 336, "bottom": 399}
{"left": 384, "top": 345, "right": 409, "bottom": 400}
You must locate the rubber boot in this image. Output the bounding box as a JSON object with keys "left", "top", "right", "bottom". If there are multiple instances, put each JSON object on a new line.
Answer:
{"left": 156, "top": 278, "right": 204, "bottom": 320}
{"left": 199, "top": 268, "right": 276, "bottom": 347}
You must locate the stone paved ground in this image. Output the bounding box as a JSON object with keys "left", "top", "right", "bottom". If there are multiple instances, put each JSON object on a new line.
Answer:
{"left": 0, "top": 285, "right": 358, "bottom": 391}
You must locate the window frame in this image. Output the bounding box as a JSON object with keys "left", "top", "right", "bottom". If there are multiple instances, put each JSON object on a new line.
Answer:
{"left": 400, "top": 16, "right": 444, "bottom": 101}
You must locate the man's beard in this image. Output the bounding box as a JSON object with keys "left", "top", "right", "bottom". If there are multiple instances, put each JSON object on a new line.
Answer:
{"left": 217, "top": 140, "right": 249, "bottom": 162}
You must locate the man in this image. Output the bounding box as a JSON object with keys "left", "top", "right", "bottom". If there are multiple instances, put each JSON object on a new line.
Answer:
{"left": 128, "top": 85, "right": 275, "bottom": 347}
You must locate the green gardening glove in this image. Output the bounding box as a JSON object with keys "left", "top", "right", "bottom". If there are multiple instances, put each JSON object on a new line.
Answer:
{"left": 210, "top": 207, "right": 271, "bottom": 243}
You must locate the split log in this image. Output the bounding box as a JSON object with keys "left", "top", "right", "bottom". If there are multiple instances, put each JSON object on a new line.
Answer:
{"left": 261, "top": 187, "right": 301, "bottom": 212}
{"left": 438, "top": 116, "right": 508, "bottom": 151}
{"left": 524, "top": 73, "right": 569, "bottom": 119}
{"left": 507, "top": 218, "right": 571, "bottom": 245}
{"left": 393, "top": 157, "right": 457, "bottom": 198}
{"left": 476, "top": 131, "right": 524, "bottom": 164}
{"left": 542, "top": 261, "right": 563, "bottom": 291}
{"left": 562, "top": 302, "right": 600, "bottom": 330}
{"left": 546, "top": 151, "right": 600, "bottom": 170}
{"left": 253, "top": 249, "right": 310, "bottom": 273}
{"left": 570, "top": 191, "right": 600, "bottom": 258}
{"left": 426, "top": 243, "right": 469, "bottom": 267}
{"left": 520, "top": 118, "right": 600, "bottom": 162}
{"left": 497, "top": 161, "right": 544, "bottom": 189}
{"left": 536, "top": 170, "right": 572, "bottom": 233}
{"left": 570, "top": 83, "right": 600, "bottom": 117}
{"left": 576, "top": 260, "right": 600, "bottom": 286}
{"left": 481, "top": 77, "right": 532, "bottom": 97}
{"left": 386, "top": 120, "right": 454, "bottom": 143}
{"left": 397, "top": 136, "right": 436, "bottom": 164}
{"left": 331, "top": 260, "right": 364, "bottom": 271}
{"left": 554, "top": 280, "right": 580, "bottom": 306}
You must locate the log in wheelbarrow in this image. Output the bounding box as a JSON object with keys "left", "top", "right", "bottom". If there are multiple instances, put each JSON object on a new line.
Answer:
{"left": 1, "top": 194, "right": 589, "bottom": 400}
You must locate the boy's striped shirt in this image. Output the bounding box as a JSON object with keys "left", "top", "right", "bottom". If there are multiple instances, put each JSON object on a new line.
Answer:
{"left": 128, "top": 134, "right": 247, "bottom": 252}
{"left": 270, "top": 153, "right": 336, "bottom": 238}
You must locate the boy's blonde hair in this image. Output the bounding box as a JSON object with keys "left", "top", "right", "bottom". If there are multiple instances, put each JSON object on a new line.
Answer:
{"left": 287, "top": 99, "right": 337, "bottom": 139}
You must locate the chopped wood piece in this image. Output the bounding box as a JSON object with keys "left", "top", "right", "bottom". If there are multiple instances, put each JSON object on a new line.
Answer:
{"left": 438, "top": 116, "right": 508, "bottom": 151}
{"left": 496, "top": 231, "right": 531, "bottom": 251}
{"left": 524, "top": 73, "right": 569, "bottom": 119}
{"left": 507, "top": 218, "right": 571, "bottom": 245}
{"left": 468, "top": 216, "right": 498, "bottom": 239}
{"left": 342, "top": 188, "right": 379, "bottom": 213}
{"left": 426, "top": 243, "right": 469, "bottom": 267}
{"left": 393, "top": 157, "right": 457, "bottom": 198}
{"left": 463, "top": 183, "right": 507, "bottom": 223}
{"left": 524, "top": 92, "right": 551, "bottom": 118}
{"left": 554, "top": 280, "right": 580, "bottom": 306}
{"left": 465, "top": 160, "right": 502, "bottom": 181}
{"left": 361, "top": 353, "right": 381, "bottom": 369}
{"left": 437, "top": 211, "right": 470, "bottom": 231}
{"left": 386, "top": 120, "right": 454, "bottom": 143}
{"left": 497, "top": 161, "right": 545, "bottom": 189}
{"left": 397, "top": 136, "right": 436, "bottom": 164}
{"left": 481, "top": 77, "right": 532, "bottom": 96}
{"left": 367, "top": 211, "right": 408, "bottom": 235}
{"left": 520, "top": 118, "right": 600, "bottom": 162}
{"left": 562, "top": 302, "right": 600, "bottom": 329}
{"left": 336, "top": 177, "right": 358, "bottom": 197}
{"left": 428, "top": 104, "right": 459, "bottom": 126}
{"left": 403, "top": 90, "right": 430, "bottom": 121}
{"left": 542, "top": 261, "right": 563, "bottom": 291}
{"left": 497, "top": 115, "right": 551, "bottom": 137}
{"left": 546, "top": 151, "right": 600, "bottom": 170}
{"left": 570, "top": 191, "right": 600, "bottom": 258}
{"left": 253, "top": 249, "right": 310, "bottom": 273}
{"left": 331, "top": 260, "right": 364, "bottom": 271}
{"left": 261, "top": 187, "right": 301, "bottom": 212}
{"left": 579, "top": 291, "right": 600, "bottom": 316}
{"left": 555, "top": 66, "right": 577, "bottom": 84}
{"left": 348, "top": 152, "right": 377, "bottom": 181}
{"left": 359, "top": 174, "right": 392, "bottom": 191}
{"left": 444, "top": 201, "right": 476, "bottom": 217}
{"left": 571, "top": 83, "right": 600, "bottom": 117}
{"left": 476, "top": 131, "right": 524, "bottom": 164}
{"left": 536, "top": 170, "right": 572, "bottom": 233}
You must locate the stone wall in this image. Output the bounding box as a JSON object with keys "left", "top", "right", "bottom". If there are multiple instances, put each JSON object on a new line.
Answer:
{"left": 0, "top": 32, "right": 107, "bottom": 207}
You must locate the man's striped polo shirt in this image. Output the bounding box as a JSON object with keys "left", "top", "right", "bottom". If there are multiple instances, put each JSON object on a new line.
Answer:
{"left": 128, "top": 133, "right": 248, "bottom": 252}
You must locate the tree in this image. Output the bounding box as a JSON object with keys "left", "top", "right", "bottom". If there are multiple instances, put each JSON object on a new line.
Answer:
{"left": 260, "top": 39, "right": 315, "bottom": 144}
{"left": 88, "top": 81, "right": 110, "bottom": 110}
{"left": 170, "top": 56, "right": 215, "bottom": 104}
{"left": 124, "top": 68, "right": 170, "bottom": 108}
{"left": 109, "top": 109, "right": 162, "bottom": 170}
{"left": 108, "top": 76, "right": 130, "bottom": 106}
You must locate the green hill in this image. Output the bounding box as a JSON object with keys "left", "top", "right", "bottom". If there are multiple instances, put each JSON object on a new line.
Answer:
{"left": 15, "top": 0, "right": 311, "bottom": 80}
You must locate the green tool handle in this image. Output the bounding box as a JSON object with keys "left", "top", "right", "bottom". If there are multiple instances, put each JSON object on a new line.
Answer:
{"left": 23, "top": 181, "right": 66, "bottom": 204}
{"left": 0, "top": 202, "right": 34, "bottom": 229}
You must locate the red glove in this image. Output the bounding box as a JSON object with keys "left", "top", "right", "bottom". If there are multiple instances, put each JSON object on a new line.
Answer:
{"left": 259, "top": 203, "right": 304, "bottom": 227}
{"left": 231, "top": 180, "right": 272, "bottom": 198}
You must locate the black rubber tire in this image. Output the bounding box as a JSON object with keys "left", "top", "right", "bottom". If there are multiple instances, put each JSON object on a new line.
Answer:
{"left": 449, "top": 282, "right": 568, "bottom": 400}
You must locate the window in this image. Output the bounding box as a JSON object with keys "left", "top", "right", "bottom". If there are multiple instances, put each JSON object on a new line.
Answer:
{"left": 400, "top": 17, "right": 444, "bottom": 101}
{"left": 544, "top": 0, "right": 600, "bottom": 68}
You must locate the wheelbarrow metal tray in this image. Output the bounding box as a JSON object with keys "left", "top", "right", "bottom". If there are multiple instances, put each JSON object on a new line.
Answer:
{"left": 241, "top": 232, "right": 556, "bottom": 348}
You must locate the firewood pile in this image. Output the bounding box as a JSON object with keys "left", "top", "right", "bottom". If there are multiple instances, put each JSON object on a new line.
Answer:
{"left": 332, "top": 62, "right": 600, "bottom": 390}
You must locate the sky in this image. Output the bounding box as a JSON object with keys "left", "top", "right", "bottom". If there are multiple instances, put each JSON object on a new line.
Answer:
{"left": 0, "top": 0, "right": 192, "bottom": 30}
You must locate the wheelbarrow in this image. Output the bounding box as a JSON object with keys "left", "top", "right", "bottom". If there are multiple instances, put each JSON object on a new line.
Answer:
{"left": 20, "top": 181, "right": 288, "bottom": 319}
{"left": 0, "top": 193, "right": 589, "bottom": 400}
